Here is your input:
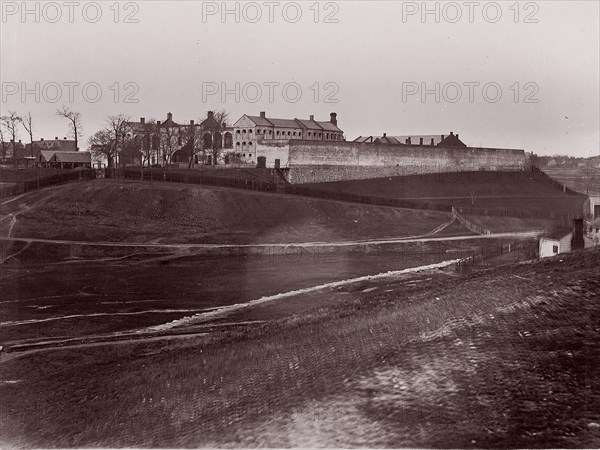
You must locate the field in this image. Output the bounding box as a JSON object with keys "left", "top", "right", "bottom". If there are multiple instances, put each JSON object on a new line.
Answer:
{"left": 305, "top": 170, "right": 587, "bottom": 218}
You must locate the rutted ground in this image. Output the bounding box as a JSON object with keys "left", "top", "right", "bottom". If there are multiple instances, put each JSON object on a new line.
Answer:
{"left": 1, "top": 248, "right": 598, "bottom": 448}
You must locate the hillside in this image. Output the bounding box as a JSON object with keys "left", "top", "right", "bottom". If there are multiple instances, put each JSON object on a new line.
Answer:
{"left": 543, "top": 166, "right": 600, "bottom": 197}
{"left": 4, "top": 179, "right": 463, "bottom": 244}
{"left": 305, "top": 170, "right": 586, "bottom": 217}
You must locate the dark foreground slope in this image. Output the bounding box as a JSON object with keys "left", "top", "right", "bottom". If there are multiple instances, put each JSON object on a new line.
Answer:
{"left": 1, "top": 248, "right": 598, "bottom": 448}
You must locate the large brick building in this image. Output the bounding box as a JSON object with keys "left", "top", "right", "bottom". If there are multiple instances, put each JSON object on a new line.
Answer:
{"left": 125, "top": 112, "right": 234, "bottom": 166}
{"left": 232, "top": 112, "right": 344, "bottom": 163}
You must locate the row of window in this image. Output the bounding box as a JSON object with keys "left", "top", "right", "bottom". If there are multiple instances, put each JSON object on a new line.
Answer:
{"left": 236, "top": 129, "right": 341, "bottom": 140}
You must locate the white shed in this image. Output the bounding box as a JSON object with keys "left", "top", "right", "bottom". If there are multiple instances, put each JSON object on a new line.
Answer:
{"left": 539, "top": 231, "right": 573, "bottom": 258}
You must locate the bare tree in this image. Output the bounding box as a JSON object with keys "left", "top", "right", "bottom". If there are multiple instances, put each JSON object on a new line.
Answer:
{"left": 469, "top": 190, "right": 478, "bottom": 209}
{"left": 139, "top": 119, "right": 158, "bottom": 167}
{"left": 56, "top": 106, "right": 82, "bottom": 151}
{"left": 160, "top": 125, "right": 179, "bottom": 166}
{"left": 184, "top": 124, "right": 204, "bottom": 168}
{"left": 0, "top": 127, "right": 8, "bottom": 161}
{"left": 106, "top": 114, "right": 131, "bottom": 168}
{"left": 21, "top": 112, "right": 35, "bottom": 156}
{"left": 1, "top": 110, "right": 22, "bottom": 140}
{"left": 88, "top": 129, "right": 115, "bottom": 168}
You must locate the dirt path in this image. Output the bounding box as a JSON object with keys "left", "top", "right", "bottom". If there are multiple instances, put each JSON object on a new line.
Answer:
{"left": 1, "top": 229, "right": 540, "bottom": 250}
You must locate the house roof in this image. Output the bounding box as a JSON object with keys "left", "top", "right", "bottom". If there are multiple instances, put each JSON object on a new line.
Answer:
{"left": 39, "top": 150, "right": 56, "bottom": 161}
{"left": 543, "top": 227, "right": 572, "bottom": 240}
{"left": 50, "top": 151, "right": 92, "bottom": 163}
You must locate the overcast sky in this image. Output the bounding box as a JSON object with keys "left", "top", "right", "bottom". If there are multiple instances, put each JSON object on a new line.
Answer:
{"left": 1, "top": 0, "right": 599, "bottom": 156}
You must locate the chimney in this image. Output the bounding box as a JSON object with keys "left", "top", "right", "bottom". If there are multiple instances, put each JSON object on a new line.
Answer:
{"left": 450, "top": 131, "right": 454, "bottom": 136}
{"left": 383, "top": 133, "right": 387, "bottom": 138}
{"left": 441, "top": 134, "right": 445, "bottom": 140}
{"left": 330, "top": 112, "right": 337, "bottom": 126}
{"left": 260, "top": 111, "right": 266, "bottom": 119}
{"left": 208, "top": 111, "right": 214, "bottom": 119}
{"left": 55, "top": 137, "right": 58, "bottom": 140}
{"left": 190, "top": 120, "right": 195, "bottom": 126}
{"left": 407, "top": 137, "right": 412, "bottom": 144}
{"left": 309, "top": 114, "right": 314, "bottom": 121}
{"left": 18, "top": 140, "right": 21, "bottom": 144}
{"left": 140, "top": 117, "right": 145, "bottom": 124}
{"left": 456, "top": 133, "right": 459, "bottom": 139}
{"left": 419, "top": 137, "right": 423, "bottom": 145}
{"left": 41, "top": 138, "right": 44, "bottom": 141}
{"left": 430, "top": 138, "right": 434, "bottom": 145}
{"left": 167, "top": 112, "right": 173, "bottom": 121}
{"left": 571, "top": 218, "right": 584, "bottom": 250}
{"left": 157, "top": 120, "right": 161, "bottom": 126}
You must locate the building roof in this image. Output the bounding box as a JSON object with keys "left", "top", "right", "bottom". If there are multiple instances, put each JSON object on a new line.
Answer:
{"left": 543, "top": 227, "right": 572, "bottom": 241}
{"left": 317, "top": 121, "right": 342, "bottom": 132}
{"left": 374, "top": 136, "right": 403, "bottom": 145}
{"left": 39, "top": 150, "right": 56, "bottom": 161}
{"left": 49, "top": 151, "right": 92, "bottom": 163}
{"left": 246, "top": 115, "right": 274, "bottom": 127}
{"left": 352, "top": 133, "right": 465, "bottom": 146}
{"left": 268, "top": 118, "right": 301, "bottom": 129}
{"left": 394, "top": 135, "right": 443, "bottom": 145}
{"left": 294, "top": 118, "right": 322, "bottom": 131}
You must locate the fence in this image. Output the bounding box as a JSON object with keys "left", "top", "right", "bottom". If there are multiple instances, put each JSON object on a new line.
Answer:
{"left": 452, "top": 207, "right": 490, "bottom": 234}
{"left": 0, "top": 169, "right": 96, "bottom": 198}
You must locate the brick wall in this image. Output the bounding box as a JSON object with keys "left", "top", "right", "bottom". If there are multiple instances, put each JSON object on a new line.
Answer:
{"left": 257, "top": 140, "right": 527, "bottom": 184}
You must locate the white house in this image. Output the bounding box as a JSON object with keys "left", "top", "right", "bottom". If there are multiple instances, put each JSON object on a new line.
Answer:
{"left": 539, "top": 229, "right": 573, "bottom": 258}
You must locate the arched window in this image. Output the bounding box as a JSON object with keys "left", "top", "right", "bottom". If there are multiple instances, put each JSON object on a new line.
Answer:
{"left": 308, "top": 132, "right": 312, "bottom": 137}
{"left": 242, "top": 142, "right": 246, "bottom": 146}
{"left": 236, "top": 142, "right": 240, "bottom": 146}
{"left": 236, "top": 130, "right": 240, "bottom": 134}
{"left": 248, "top": 142, "right": 252, "bottom": 146}
{"left": 249, "top": 130, "right": 252, "bottom": 134}
{"left": 276, "top": 131, "right": 280, "bottom": 135}
{"left": 269, "top": 130, "right": 272, "bottom": 134}
{"left": 287, "top": 131, "right": 291, "bottom": 135}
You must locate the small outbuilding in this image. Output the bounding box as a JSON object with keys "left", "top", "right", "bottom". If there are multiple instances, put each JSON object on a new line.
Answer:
{"left": 539, "top": 228, "right": 573, "bottom": 258}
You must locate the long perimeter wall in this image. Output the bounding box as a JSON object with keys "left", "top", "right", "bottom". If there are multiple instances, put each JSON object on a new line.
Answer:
{"left": 256, "top": 140, "right": 528, "bottom": 184}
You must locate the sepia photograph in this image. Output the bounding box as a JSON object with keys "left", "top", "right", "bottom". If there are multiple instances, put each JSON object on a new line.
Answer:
{"left": 1, "top": 0, "right": 599, "bottom": 448}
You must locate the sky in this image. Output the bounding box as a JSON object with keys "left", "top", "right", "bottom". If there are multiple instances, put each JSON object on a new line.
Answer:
{"left": 1, "top": 0, "right": 599, "bottom": 157}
